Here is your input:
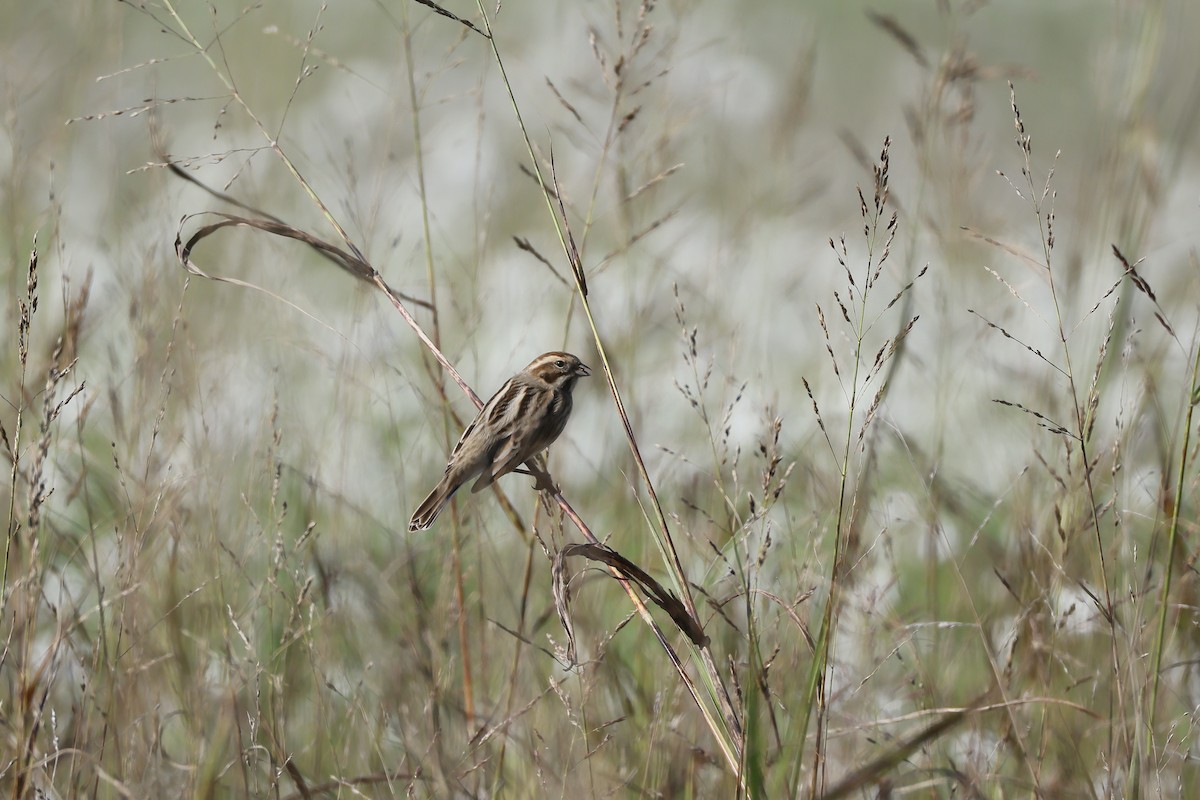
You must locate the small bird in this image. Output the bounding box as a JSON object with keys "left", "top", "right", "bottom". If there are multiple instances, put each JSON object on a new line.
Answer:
{"left": 408, "top": 351, "right": 591, "bottom": 531}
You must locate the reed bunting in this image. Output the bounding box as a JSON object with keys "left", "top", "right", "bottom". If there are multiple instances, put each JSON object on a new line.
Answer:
{"left": 408, "top": 351, "right": 591, "bottom": 531}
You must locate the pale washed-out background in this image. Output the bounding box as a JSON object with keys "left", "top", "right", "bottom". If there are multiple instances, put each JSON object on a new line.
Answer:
{"left": 3, "top": 0, "right": 1199, "bottom": 796}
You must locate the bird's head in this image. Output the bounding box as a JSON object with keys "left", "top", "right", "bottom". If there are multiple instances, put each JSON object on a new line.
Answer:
{"left": 526, "top": 351, "right": 591, "bottom": 388}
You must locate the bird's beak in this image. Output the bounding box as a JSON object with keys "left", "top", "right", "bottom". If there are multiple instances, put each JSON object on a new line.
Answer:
{"left": 577, "top": 363, "right": 592, "bottom": 377}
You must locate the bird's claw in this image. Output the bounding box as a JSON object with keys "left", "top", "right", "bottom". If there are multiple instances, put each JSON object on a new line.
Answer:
{"left": 530, "top": 471, "right": 557, "bottom": 493}
{"left": 517, "top": 463, "right": 557, "bottom": 493}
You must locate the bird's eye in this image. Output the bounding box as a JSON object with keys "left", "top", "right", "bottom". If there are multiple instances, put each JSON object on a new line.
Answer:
{"left": 555, "top": 359, "right": 566, "bottom": 368}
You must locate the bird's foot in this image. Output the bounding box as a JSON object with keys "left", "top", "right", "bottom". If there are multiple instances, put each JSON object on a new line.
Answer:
{"left": 516, "top": 465, "right": 558, "bottom": 493}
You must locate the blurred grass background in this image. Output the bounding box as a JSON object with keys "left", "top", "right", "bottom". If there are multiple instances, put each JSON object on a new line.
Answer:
{"left": 3, "top": 0, "right": 1200, "bottom": 797}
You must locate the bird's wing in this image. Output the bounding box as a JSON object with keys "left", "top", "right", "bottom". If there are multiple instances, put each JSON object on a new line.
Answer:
{"left": 470, "top": 431, "right": 531, "bottom": 493}
{"left": 446, "top": 376, "right": 520, "bottom": 471}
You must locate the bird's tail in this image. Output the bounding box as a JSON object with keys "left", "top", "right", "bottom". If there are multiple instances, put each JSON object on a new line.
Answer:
{"left": 408, "top": 477, "right": 458, "bottom": 531}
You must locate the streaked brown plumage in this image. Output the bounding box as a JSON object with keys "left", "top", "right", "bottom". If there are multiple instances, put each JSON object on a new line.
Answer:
{"left": 408, "top": 351, "right": 591, "bottom": 531}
